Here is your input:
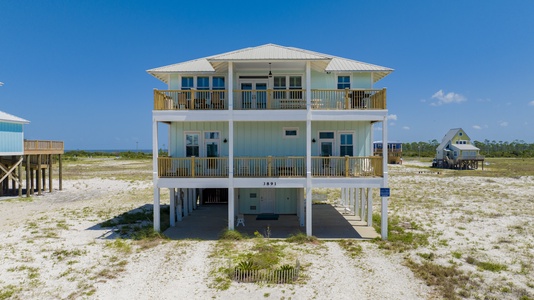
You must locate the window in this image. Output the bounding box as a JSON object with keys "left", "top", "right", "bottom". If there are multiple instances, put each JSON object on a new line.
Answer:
{"left": 185, "top": 133, "right": 199, "bottom": 157}
{"left": 213, "top": 77, "right": 225, "bottom": 90}
{"left": 337, "top": 76, "right": 350, "bottom": 89}
{"left": 197, "top": 77, "right": 209, "bottom": 90}
{"left": 204, "top": 132, "right": 219, "bottom": 139}
{"left": 273, "top": 76, "right": 286, "bottom": 99}
{"left": 340, "top": 133, "right": 353, "bottom": 156}
{"left": 289, "top": 76, "right": 302, "bottom": 99}
{"left": 319, "top": 132, "right": 334, "bottom": 139}
{"left": 182, "top": 77, "right": 193, "bottom": 90}
{"left": 283, "top": 127, "right": 299, "bottom": 138}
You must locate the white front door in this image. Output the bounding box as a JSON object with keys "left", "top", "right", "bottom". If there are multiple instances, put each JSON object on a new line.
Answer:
{"left": 240, "top": 80, "right": 268, "bottom": 109}
{"left": 260, "top": 189, "right": 275, "bottom": 213}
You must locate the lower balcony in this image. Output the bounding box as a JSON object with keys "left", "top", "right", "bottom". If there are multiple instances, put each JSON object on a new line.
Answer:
{"left": 157, "top": 156, "right": 383, "bottom": 178}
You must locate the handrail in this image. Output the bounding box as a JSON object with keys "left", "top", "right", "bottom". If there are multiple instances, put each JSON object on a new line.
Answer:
{"left": 24, "top": 140, "right": 64, "bottom": 154}
{"left": 154, "top": 89, "right": 228, "bottom": 110}
{"left": 153, "top": 88, "right": 387, "bottom": 111}
{"left": 157, "top": 156, "right": 382, "bottom": 178}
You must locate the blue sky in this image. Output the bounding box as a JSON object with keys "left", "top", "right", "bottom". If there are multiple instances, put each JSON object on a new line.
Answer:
{"left": 1, "top": 1, "right": 533, "bottom": 150}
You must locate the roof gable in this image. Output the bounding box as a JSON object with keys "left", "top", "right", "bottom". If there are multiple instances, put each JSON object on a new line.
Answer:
{"left": 0, "top": 110, "right": 30, "bottom": 124}
{"left": 437, "top": 128, "right": 472, "bottom": 150}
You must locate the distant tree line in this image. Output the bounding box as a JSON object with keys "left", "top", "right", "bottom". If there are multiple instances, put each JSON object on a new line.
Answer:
{"left": 64, "top": 150, "right": 151, "bottom": 159}
{"left": 402, "top": 140, "right": 534, "bottom": 158}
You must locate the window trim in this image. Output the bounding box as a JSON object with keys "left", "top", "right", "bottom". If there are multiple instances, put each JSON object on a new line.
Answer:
{"left": 184, "top": 131, "right": 201, "bottom": 157}
{"left": 337, "top": 75, "right": 351, "bottom": 89}
{"left": 283, "top": 127, "right": 299, "bottom": 139}
{"left": 338, "top": 131, "right": 355, "bottom": 157}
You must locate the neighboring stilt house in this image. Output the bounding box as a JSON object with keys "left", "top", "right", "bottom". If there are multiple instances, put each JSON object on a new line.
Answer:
{"left": 433, "top": 128, "right": 484, "bottom": 169}
{"left": 0, "top": 110, "right": 64, "bottom": 197}
{"left": 147, "top": 44, "right": 393, "bottom": 239}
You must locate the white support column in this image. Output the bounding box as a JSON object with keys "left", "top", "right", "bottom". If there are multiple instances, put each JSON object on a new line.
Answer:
{"left": 348, "top": 188, "right": 353, "bottom": 212}
{"left": 152, "top": 118, "right": 160, "bottom": 232}
{"left": 228, "top": 61, "right": 235, "bottom": 230}
{"left": 191, "top": 189, "right": 194, "bottom": 214}
{"left": 170, "top": 188, "right": 176, "bottom": 227}
{"left": 305, "top": 61, "right": 313, "bottom": 236}
{"left": 177, "top": 189, "right": 183, "bottom": 221}
{"left": 356, "top": 188, "right": 359, "bottom": 216}
{"left": 361, "top": 188, "right": 366, "bottom": 220}
{"left": 228, "top": 188, "right": 235, "bottom": 230}
{"left": 298, "top": 188, "right": 305, "bottom": 226}
{"left": 341, "top": 188, "right": 346, "bottom": 207}
{"left": 367, "top": 188, "right": 373, "bottom": 227}
{"left": 153, "top": 188, "right": 161, "bottom": 231}
{"left": 381, "top": 116, "right": 389, "bottom": 240}
{"left": 183, "top": 188, "right": 189, "bottom": 217}
{"left": 193, "top": 188, "right": 197, "bottom": 210}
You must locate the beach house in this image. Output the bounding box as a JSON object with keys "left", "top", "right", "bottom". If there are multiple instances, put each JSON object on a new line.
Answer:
{"left": 433, "top": 128, "right": 484, "bottom": 169}
{"left": 148, "top": 44, "right": 393, "bottom": 239}
{"left": 0, "top": 110, "right": 64, "bottom": 197}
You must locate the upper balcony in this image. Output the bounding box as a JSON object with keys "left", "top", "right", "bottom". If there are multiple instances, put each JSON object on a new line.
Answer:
{"left": 154, "top": 88, "right": 386, "bottom": 111}
{"left": 24, "top": 140, "right": 65, "bottom": 155}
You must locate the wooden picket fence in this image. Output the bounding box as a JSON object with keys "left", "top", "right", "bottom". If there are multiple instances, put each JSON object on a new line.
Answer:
{"left": 231, "top": 260, "right": 300, "bottom": 284}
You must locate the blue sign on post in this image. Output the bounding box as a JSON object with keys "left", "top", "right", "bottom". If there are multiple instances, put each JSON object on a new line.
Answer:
{"left": 380, "top": 188, "right": 390, "bottom": 197}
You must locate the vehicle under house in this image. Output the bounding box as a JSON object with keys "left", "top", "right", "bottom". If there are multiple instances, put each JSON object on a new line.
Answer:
{"left": 148, "top": 44, "right": 393, "bottom": 239}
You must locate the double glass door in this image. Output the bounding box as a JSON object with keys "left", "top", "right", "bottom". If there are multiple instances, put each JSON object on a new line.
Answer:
{"left": 241, "top": 80, "right": 268, "bottom": 109}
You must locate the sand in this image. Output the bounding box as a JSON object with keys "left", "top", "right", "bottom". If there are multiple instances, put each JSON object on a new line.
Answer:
{"left": 0, "top": 158, "right": 532, "bottom": 299}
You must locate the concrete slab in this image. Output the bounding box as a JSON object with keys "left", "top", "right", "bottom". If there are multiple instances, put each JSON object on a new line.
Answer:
{"left": 163, "top": 203, "right": 380, "bottom": 240}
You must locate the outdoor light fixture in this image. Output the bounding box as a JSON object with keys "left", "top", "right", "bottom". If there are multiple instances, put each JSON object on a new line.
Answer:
{"left": 268, "top": 63, "right": 272, "bottom": 78}
{"left": 312, "top": 138, "right": 316, "bottom": 143}
{"left": 223, "top": 138, "right": 228, "bottom": 143}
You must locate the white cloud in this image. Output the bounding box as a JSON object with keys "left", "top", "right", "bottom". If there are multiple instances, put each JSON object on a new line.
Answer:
{"left": 499, "top": 121, "right": 508, "bottom": 127}
{"left": 387, "top": 114, "right": 397, "bottom": 121}
{"left": 402, "top": 126, "right": 410, "bottom": 130}
{"left": 472, "top": 125, "right": 482, "bottom": 130}
{"left": 431, "top": 89, "right": 466, "bottom": 106}
{"left": 529, "top": 100, "right": 534, "bottom": 106}
{"left": 389, "top": 122, "right": 396, "bottom": 126}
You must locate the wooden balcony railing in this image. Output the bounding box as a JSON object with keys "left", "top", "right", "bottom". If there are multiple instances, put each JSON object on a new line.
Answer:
{"left": 153, "top": 88, "right": 386, "bottom": 111}
{"left": 154, "top": 89, "right": 227, "bottom": 110}
{"left": 157, "top": 156, "right": 382, "bottom": 178}
{"left": 311, "top": 89, "right": 386, "bottom": 110}
{"left": 24, "top": 140, "right": 65, "bottom": 154}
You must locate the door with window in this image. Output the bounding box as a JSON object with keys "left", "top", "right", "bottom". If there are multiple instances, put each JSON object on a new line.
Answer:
{"left": 318, "top": 132, "right": 335, "bottom": 170}
{"left": 184, "top": 133, "right": 200, "bottom": 176}
{"left": 240, "top": 80, "right": 268, "bottom": 109}
{"left": 204, "top": 132, "right": 220, "bottom": 169}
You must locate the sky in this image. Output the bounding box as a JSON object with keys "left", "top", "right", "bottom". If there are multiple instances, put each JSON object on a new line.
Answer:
{"left": 1, "top": 0, "right": 533, "bottom": 150}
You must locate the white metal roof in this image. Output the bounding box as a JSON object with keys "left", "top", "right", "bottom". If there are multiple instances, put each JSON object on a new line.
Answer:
{"left": 437, "top": 128, "right": 463, "bottom": 150}
{"left": 147, "top": 43, "right": 393, "bottom": 84}
{"left": 0, "top": 110, "right": 29, "bottom": 124}
{"left": 451, "top": 144, "right": 480, "bottom": 151}
{"left": 208, "top": 44, "right": 330, "bottom": 61}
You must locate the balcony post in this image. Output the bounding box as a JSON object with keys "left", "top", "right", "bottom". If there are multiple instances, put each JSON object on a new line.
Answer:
{"left": 345, "top": 156, "right": 349, "bottom": 177}
{"left": 191, "top": 156, "right": 196, "bottom": 178}
{"left": 268, "top": 156, "right": 272, "bottom": 177}
{"left": 344, "top": 88, "right": 349, "bottom": 109}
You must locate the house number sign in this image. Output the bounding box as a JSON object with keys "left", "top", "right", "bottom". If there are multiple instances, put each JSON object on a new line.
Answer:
{"left": 263, "top": 182, "right": 277, "bottom": 186}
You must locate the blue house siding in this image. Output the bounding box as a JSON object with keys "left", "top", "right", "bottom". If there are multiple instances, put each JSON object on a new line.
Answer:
{"left": 0, "top": 121, "right": 24, "bottom": 154}
{"left": 169, "top": 121, "right": 372, "bottom": 158}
